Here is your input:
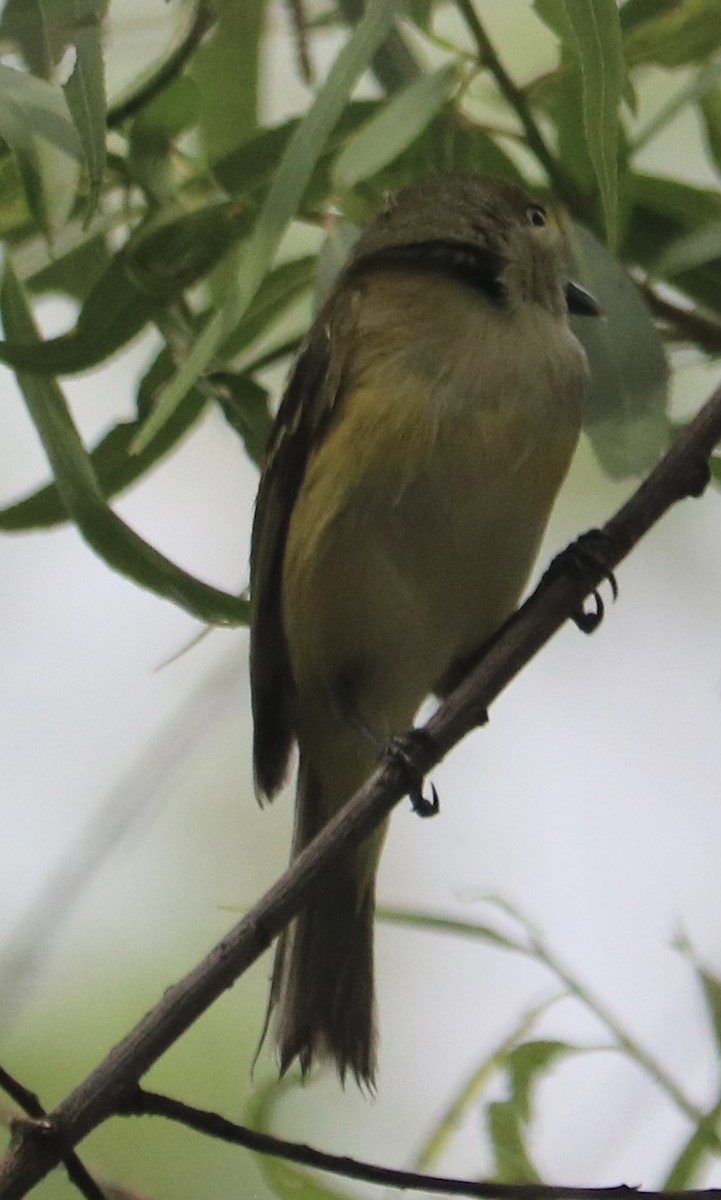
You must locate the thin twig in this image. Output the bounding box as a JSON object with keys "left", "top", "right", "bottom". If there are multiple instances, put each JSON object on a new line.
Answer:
{"left": 286, "top": 0, "right": 314, "bottom": 84}
{"left": 129, "top": 1087, "right": 721, "bottom": 1200}
{"left": 639, "top": 280, "right": 721, "bottom": 354}
{"left": 0, "top": 1066, "right": 104, "bottom": 1200}
{"left": 453, "top": 0, "right": 581, "bottom": 205}
{"left": 380, "top": 907, "right": 721, "bottom": 1160}
{"left": 1, "top": 380, "right": 721, "bottom": 1196}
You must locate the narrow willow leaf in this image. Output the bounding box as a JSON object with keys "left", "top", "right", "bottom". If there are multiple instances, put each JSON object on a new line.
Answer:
{"left": 626, "top": 174, "right": 721, "bottom": 311}
{"left": 558, "top": 0, "right": 626, "bottom": 245}
{"left": 0, "top": 63, "right": 82, "bottom": 238}
{"left": 133, "top": 0, "right": 404, "bottom": 454}
{"left": 653, "top": 220, "right": 721, "bottom": 277}
{"left": 676, "top": 936, "right": 721, "bottom": 1063}
{"left": 624, "top": 0, "right": 721, "bottom": 66}
{"left": 568, "top": 221, "right": 671, "bottom": 478}
{"left": 699, "top": 85, "right": 721, "bottom": 174}
{"left": 487, "top": 1100, "right": 541, "bottom": 1184}
{"left": 212, "top": 101, "right": 378, "bottom": 205}
{"left": 533, "top": 0, "right": 574, "bottom": 45}
{"left": 0, "top": 202, "right": 253, "bottom": 375}
{"left": 0, "top": 151, "right": 30, "bottom": 236}
{"left": 663, "top": 1093, "right": 721, "bottom": 1191}
{"left": 1, "top": 258, "right": 247, "bottom": 625}
{"left": 28, "top": 230, "right": 110, "bottom": 302}
{"left": 488, "top": 1041, "right": 580, "bottom": 1183}
{"left": 194, "top": 0, "right": 264, "bottom": 158}
{"left": 219, "top": 255, "right": 317, "bottom": 360}
{"left": 214, "top": 375, "right": 272, "bottom": 467}
{"left": 414, "top": 998, "right": 562, "bottom": 1172}
{"left": 332, "top": 63, "right": 456, "bottom": 189}
{"left": 660, "top": 936, "right": 721, "bottom": 1188}
{"left": 378, "top": 907, "right": 530, "bottom": 955}
{"left": 63, "top": 7, "right": 108, "bottom": 224}
{"left": 0, "top": 254, "right": 155, "bottom": 374}
{"left": 506, "top": 1040, "right": 576, "bottom": 1122}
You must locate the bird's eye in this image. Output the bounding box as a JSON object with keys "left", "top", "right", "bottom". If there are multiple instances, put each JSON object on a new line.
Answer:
{"left": 526, "top": 204, "right": 547, "bottom": 228}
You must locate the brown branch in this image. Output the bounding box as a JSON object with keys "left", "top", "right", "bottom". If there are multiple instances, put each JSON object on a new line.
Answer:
{"left": 1, "top": 382, "right": 721, "bottom": 1197}
{"left": 639, "top": 280, "right": 721, "bottom": 354}
{"left": 127, "top": 1087, "right": 721, "bottom": 1200}
{"left": 0, "top": 1065, "right": 103, "bottom": 1200}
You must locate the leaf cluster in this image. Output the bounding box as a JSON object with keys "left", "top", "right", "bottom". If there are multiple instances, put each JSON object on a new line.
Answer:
{"left": 1, "top": 0, "right": 721, "bottom": 616}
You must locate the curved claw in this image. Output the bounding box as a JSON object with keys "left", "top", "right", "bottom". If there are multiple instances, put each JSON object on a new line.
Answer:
{"left": 411, "top": 782, "right": 440, "bottom": 819}
{"left": 383, "top": 730, "right": 440, "bottom": 819}
{"left": 573, "top": 589, "right": 605, "bottom": 633}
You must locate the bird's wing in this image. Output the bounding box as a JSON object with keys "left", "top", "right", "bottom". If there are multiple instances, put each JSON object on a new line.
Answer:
{"left": 249, "top": 288, "right": 357, "bottom": 800}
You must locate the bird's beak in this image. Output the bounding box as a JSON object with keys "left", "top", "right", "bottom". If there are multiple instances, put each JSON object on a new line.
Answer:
{"left": 565, "top": 280, "right": 601, "bottom": 316}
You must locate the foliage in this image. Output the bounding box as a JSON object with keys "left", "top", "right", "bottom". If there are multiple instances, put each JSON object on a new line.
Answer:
{"left": 3, "top": 0, "right": 721, "bottom": 1192}
{"left": 2, "top": 0, "right": 721, "bottom": 619}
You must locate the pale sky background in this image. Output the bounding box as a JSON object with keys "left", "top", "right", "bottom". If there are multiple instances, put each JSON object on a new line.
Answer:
{"left": 2, "top": 2, "right": 721, "bottom": 1195}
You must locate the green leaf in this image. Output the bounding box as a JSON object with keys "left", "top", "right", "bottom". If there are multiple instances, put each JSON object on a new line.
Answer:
{"left": 663, "top": 1101, "right": 721, "bottom": 1194}
{"left": 62, "top": 3, "right": 108, "bottom": 223}
{"left": 0, "top": 63, "right": 83, "bottom": 238}
{"left": 219, "top": 254, "right": 317, "bottom": 360}
{"left": 0, "top": 202, "right": 254, "bottom": 375}
{"left": 556, "top": 0, "right": 626, "bottom": 245}
{"left": 0, "top": 257, "right": 247, "bottom": 625}
{"left": 568, "top": 221, "right": 671, "bottom": 478}
{"left": 194, "top": 0, "right": 264, "bottom": 157}
{"left": 127, "top": 200, "right": 255, "bottom": 295}
{"left": 212, "top": 100, "right": 379, "bottom": 202}
{"left": 488, "top": 1041, "right": 577, "bottom": 1183}
{"left": 626, "top": 174, "right": 721, "bottom": 311}
{"left": 0, "top": 150, "right": 31, "bottom": 235}
{"left": 653, "top": 220, "right": 721, "bottom": 277}
{"left": 414, "top": 997, "right": 562, "bottom": 1172}
{"left": 332, "top": 63, "right": 456, "bottom": 189}
{"left": 699, "top": 84, "right": 721, "bottom": 175}
{"left": 27, "top": 228, "right": 110, "bottom": 302}
{"left": 134, "top": 0, "right": 405, "bottom": 454}
{"left": 378, "top": 907, "right": 529, "bottom": 955}
{"left": 214, "top": 375, "right": 272, "bottom": 467}
{"left": 661, "top": 937, "right": 721, "bottom": 1188}
{"left": 533, "top": 0, "right": 575, "bottom": 47}
{"left": 487, "top": 1100, "right": 541, "bottom": 1184}
{"left": 0, "top": 253, "right": 154, "bottom": 374}
{"left": 623, "top": 0, "right": 721, "bottom": 66}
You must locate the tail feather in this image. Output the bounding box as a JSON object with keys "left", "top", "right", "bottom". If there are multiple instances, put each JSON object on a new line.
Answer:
{"left": 267, "top": 760, "right": 381, "bottom": 1087}
{"left": 271, "top": 865, "right": 377, "bottom": 1086}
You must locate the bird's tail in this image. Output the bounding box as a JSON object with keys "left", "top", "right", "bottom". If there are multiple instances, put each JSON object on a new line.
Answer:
{"left": 268, "top": 760, "right": 383, "bottom": 1088}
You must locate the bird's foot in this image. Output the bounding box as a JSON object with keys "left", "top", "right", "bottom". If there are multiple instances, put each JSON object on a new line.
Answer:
{"left": 545, "top": 528, "right": 618, "bottom": 633}
{"left": 382, "top": 729, "right": 439, "bottom": 818}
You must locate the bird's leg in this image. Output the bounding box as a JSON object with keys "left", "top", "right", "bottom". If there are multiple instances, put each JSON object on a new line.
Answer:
{"left": 333, "top": 676, "right": 439, "bottom": 818}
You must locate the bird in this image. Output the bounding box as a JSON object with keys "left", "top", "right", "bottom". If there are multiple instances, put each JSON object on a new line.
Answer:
{"left": 249, "top": 171, "right": 598, "bottom": 1088}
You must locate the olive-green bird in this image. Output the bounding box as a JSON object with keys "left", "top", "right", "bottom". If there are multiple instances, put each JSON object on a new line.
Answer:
{"left": 250, "top": 172, "right": 597, "bottom": 1087}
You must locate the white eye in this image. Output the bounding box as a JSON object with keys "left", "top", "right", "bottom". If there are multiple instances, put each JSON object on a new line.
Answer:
{"left": 526, "top": 203, "right": 547, "bottom": 228}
